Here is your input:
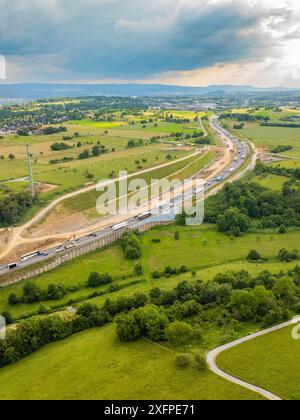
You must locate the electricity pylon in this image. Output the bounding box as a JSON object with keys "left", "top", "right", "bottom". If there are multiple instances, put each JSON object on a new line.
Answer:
{"left": 26, "top": 144, "right": 35, "bottom": 196}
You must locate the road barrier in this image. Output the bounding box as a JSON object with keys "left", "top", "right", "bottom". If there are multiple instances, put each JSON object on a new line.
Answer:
{"left": 0, "top": 221, "right": 169, "bottom": 288}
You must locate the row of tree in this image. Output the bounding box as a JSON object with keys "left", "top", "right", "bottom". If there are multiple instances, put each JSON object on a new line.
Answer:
{"left": 0, "top": 192, "right": 39, "bottom": 227}
{"left": 205, "top": 172, "right": 300, "bottom": 235}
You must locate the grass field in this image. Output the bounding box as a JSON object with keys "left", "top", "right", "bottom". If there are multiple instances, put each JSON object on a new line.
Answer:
{"left": 61, "top": 151, "right": 213, "bottom": 213}
{"left": 224, "top": 108, "right": 300, "bottom": 160}
{"left": 218, "top": 325, "right": 300, "bottom": 400}
{"left": 0, "top": 119, "right": 192, "bottom": 201}
{"left": 0, "top": 323, "right": 262, "bottom": 400}
{"left": 2, "top": 225, "right": 300, "bottom": 320}
{"left": 249, "top": 173, "right": 288, "bottom": 190}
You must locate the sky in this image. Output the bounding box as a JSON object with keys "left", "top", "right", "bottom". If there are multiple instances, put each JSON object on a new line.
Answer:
{"left": 0, "top": 0, "right": 299, "bottom": 87}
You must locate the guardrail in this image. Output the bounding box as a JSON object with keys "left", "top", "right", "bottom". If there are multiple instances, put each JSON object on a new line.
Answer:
{"left": 0, "top": 221, "right": 169, "bottom": 288}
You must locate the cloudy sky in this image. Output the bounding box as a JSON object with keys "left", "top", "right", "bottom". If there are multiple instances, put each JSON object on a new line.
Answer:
{"left": 0, "top": 0, "right": 299, "bottom": 87}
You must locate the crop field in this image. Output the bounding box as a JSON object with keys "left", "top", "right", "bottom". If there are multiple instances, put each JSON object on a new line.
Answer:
{"left": 218, "top": 325, "right": 300, "bottom": 400}
{"left": 119, "top": 122, "right": 204, "bottom": 137}
{"left": 224, "top": 108, "right": 300, "bottom": 159}
{"left": 0, "top": 324, "right": 261, "bottom": 400}
{"left": 1, "top": 224, "right": 300, "bottom": 320}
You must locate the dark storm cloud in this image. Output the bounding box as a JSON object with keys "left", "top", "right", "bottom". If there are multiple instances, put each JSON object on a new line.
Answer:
{"left": 0, "top": 0, "right": 298, "bottom": 80}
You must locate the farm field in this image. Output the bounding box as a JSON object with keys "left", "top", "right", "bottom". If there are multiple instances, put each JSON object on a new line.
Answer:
{"left": 0, "top": 117, "right": 197, "bottom": 200}
{"left": 224, "top": 108, "right": 300, "bottom": 159}
{"left": 2, "top": 224, "right": 300, "bottom": 320}
{"left": 218, "top": 325, "right": 300, "bottom": 400}
{"left": 0, "top": 324, "right": 262, "bottom": 400}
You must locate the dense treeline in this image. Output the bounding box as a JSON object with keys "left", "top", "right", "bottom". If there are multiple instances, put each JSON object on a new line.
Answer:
{"left": 261, "top": 122, "right": 300, "bottom": 128}
{"left": 270, "top": 145, "right": 292, "bottom": 154}
{"left": 116, "top": 266, "right": 300, "bottom": 343}
{"left": 0, "top": 292, "right": 148, "bottom": 368}
{"left": 2, "top": 266, "right": 300, "bottom": 368}
{"left": 255, "top": 161, "right": 300, "bottom": 180}
{"left": 220, "top": 113, "right": 269, "bottom": 122}
{"left": 205, "top": 171, "right": 300, "bottom": 235}
{"left": 0, "top": 192, "right": 39, "bottom": 226}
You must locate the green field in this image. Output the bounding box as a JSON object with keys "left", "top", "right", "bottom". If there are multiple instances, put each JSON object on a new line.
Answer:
{"left": 2, "top": 224, "right": 300, "bottom": 320}
{"left": 0, "top": 323, "right": 262, "bottom": 400}
{"left": 224, "top": 108, "right": 300, "bottom": 160}
{"left": 0, "top": 119, "right": 192, "bottom": 201}
{"left": 218, "top": 325, "right": 300, "bottom": 400}
{"left": 249, "top": 173, "right": 288, "bottom": 190}
{"left": 61, "top": 151, "right": 214, "bottom": 213}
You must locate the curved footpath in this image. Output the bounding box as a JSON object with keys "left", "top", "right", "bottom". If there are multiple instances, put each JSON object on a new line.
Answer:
{"left": 207, "top": 317, "right": 300, "bottom": 401}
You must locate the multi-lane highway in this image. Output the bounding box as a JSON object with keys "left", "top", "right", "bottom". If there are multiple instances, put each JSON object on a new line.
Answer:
{"left": 0, "top": 116, "right": 251, "bottom": 278}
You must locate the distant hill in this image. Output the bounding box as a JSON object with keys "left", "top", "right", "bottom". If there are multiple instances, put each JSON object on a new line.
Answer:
{"left": 0, "top": 83, "right": 297, "bottom": 99}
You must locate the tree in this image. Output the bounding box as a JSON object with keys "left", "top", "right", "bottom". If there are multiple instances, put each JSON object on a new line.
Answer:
{"left": 165, "top": 321, "right": 194, "bottom": 345}
{"left": 22, "top": 282, "right": 41, "bottom": 304}
{"left": 217, "top": 208, "right": 250, "bottom": 236}
{"left": 174, "top": 231, "right": 180, "bottom": 240}
{"left": 137, "top": 305, "right": 169, "bottom": 342}
{"left": 78, "top": 149, "right": 90, "bottom": 159}
{"left": 8, "top": 293, "right": 18, "bottom": 306}
{"left": 273, "top": 277, "right": 296, "bottom": 306}
{"left": 134, "top": 264, "right": 144, "bottom": 276}
{"left": 229, "top": 289, "right": 257, "bottom": 321}
{"left": 87, "top": 272, "right": 112, "bottom": 287}
{"left": 116, "top": 313, "right": 141, "bottom": 342}
{"left": 128, "top": 140, "right": 137, "bottom": 148}
{"left": 50, "top": 142, "right": 71, "bottom": 151}
{"left": 47, "top": 284, "right": 66, "bottom": 300}
{"left": 247, "top": 250, "right": 262, "bottom": 262}
{"left": 8, "top": 154, "right": 15, "bottom": 161}
{"left": 92, "top": 145, "right": 101, "bottom": 157}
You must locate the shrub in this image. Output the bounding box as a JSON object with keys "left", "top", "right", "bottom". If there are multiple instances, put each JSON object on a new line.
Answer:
{"left": 8, "top": 293, "right": 19, "bottom": 306}
{"left": 134, "top": 264, "right": 144, "bottom": 276}
{"left": 278, "top": 225, "right": 287, "bottom": 234}
{"left": 175, "top": 354, "right": 191, "bottom": 369}
{"left": 247, "top": 250, "right": 262, "bottom": 262}
{"left": 194, "top": 353, "right": 207, "bottom": 371}
{"left": 87, "top": 272, "right": 112, "bottom": 287}
{"left": 165, "top": 321, "right": 194, "bottom": 345}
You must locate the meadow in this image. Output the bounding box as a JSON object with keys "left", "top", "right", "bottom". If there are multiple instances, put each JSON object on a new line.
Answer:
{"left": 248, "top": 173, "right": 289, "bottom": 191}
{"left": 2, "top": 224, "right": 300, "bottom": 320}
{"left": 60, "top": 150, "right": 214, "bottom": 213}
{"left": 224, "top": 108, "right": 300, "bottom": 159}
{"left": 0, "top": 324, "right": 262, "bottom": 400}
{"left": 218, "top": 324, "right": 300, "bottom": 400}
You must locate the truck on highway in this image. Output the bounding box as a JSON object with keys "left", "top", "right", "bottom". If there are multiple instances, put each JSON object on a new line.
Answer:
{"left": 7, "top": 262, "right": 20, "bottom": 270}
{"left": 137, "top": 212, "right": 152, "bottom": 221}
{"left": 112, "top": 221, "right": 129, "bottom": 231}
{"left": 21, "top": 250, "right": 41, "bottom": 262}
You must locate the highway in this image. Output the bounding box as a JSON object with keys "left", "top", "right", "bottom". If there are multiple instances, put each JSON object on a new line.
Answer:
{"left": 0, "top": 116, "right": 250, "bottom": 278}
